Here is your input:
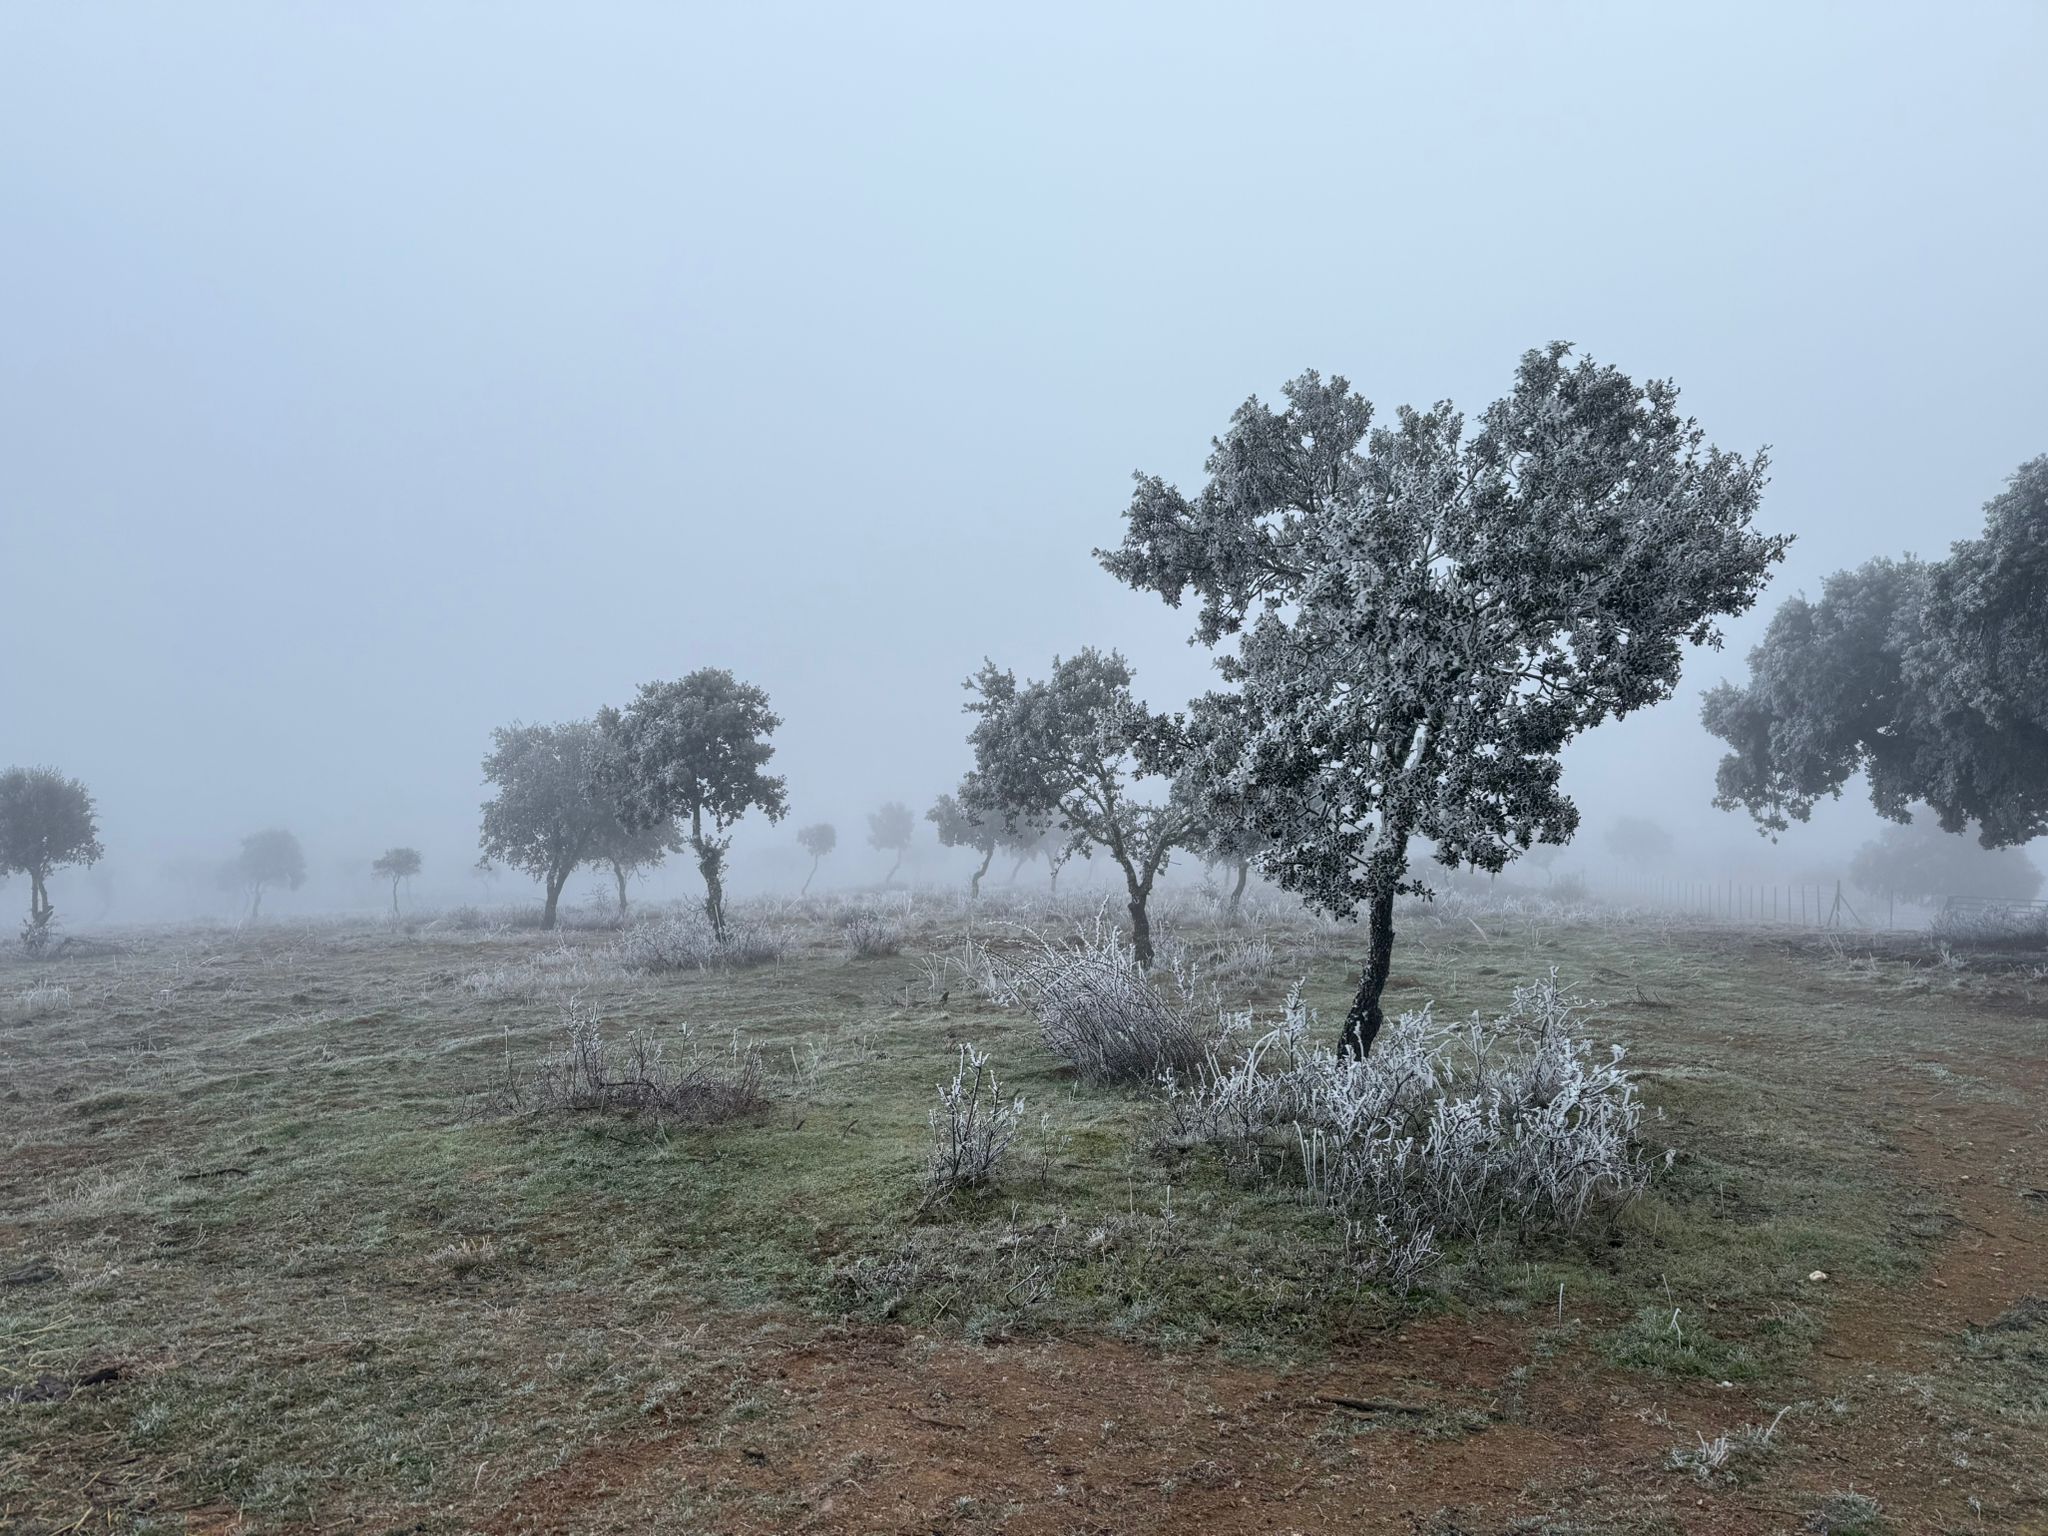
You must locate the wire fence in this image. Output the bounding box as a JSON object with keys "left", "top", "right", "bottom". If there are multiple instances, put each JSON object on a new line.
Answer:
{"left": 1600, "top": 875, "right": 2048, "bottom": 932}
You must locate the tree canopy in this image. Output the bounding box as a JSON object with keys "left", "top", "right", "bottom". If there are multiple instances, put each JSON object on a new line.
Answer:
{"left": 596, "top": 668, "right": 787, "bottom": 939}
{"left": 1704, "top": 456, "right": 2048, "bottom": 849}
{"left": 0, "top": 765, "right": 103, "bottom": 936}
{"left": 1100, "top": 345, "right": 1786, "bottom": 1051}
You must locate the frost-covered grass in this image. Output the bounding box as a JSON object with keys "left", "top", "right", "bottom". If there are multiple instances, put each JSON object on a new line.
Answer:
{"left": 0, "top": 900, "right": 2036, "bottom": 1530}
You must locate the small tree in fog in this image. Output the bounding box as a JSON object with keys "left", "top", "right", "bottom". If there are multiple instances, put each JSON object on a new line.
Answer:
{"left": 1100, "top": 346, "right": 1786, "bottom": 1053}
{"left": 593, "top": 817, "right": 680, "bottom": 915}
{"left": 595, "top": 669, "right": 788, "bottom": 941}
{"left": 237, "top": 828, "right": 306, "bottom": 922}
{"left": 927, "top": 787, "right": 1009, "bottom": 898}
{"left": 867, "top": 801, "right": 915, "bottom": 885}
{"left": 797, "top": 822, "right": 837, "bottom": 894}
{"left": 0, "top": 766, "right": 103, "bottom": 940}
{"left": 962, "top": 649, "right": 1191, "bottom": 966}
{"left": 1191, "top": 816, "right": 1271, "bottom": 920}
{"left": 371, "top": 846, "right": 422, "bottom": 915}
{"left": 1603, "top": 817, "right": 1676, "bottom": 868}
{"left": 478, "top": 719, "right": 617, "bottom": 930}
{"left": 1848, "top": 817, "right": 2042, "bottom": 909}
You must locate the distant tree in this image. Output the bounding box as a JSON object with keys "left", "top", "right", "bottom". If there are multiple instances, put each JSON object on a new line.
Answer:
{"left": 1010, "top": 819, "right": 1067, "bottom": 890}
{"left": 1190, "top": 815, "right": 1272, "bottom": 920}
{"left": 593, "top": 816, "right": 681, "bottom": 915}
{"left": 927, "top": 785, "right": 1031, "bottom": 899}
{"left": 1101, "top": 346, "right": 1785, "bottom": 1053}
{"left": 371, "top": 846, "right": 422, "bottom": 915}
{"left": 596, "top": 669, "right": 788, "bottom": 941}
{"left": 962, "top": 649, "right": 1192, "bottom": 966}
{"left": 1604, "top": 817, "right": 1676, "bottom": 868}
{"left": 866, "top": 801, "right": 915, "bottom": 885}
{"left": 797, "top": 822, "right": 837, "bottom": 894}
{"left": 478, "top": 719, "right": 618, "bottom": 930}
{"left": 1522, "top": 844, "right": 1563, "bottom": 884}
{"left": 1705, "top": 456, "right": 2048, "bottom": 849}
{"left": 1848, "top": 817, "right": 2042, "bottom": 910}
{"left": 0, "top": 766, "right": 104, "bottom": 939}
{"left": 237, "top": 829, "right": 306, "bottom": 922}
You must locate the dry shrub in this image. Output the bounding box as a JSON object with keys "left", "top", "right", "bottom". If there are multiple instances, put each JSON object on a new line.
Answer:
{"left": 496, "top": 999, "right": 767, "bottom": 1125}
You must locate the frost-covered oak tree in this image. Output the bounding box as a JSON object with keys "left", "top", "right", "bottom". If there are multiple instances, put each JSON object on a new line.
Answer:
{"left": 478, "top": 720, "right": 619, "bottom": 930}
{"left": 372, "top": 846, "right": 421, "bottom": 915}
{"left": 866, "top": 801, "right": 914, "bottom": 885}
{"left": 1101, "top": 345, "right": 1787, "bottom": 1054}
{"left": 1704, "top": 456, "right": 2048, "bottom": 848}
{"left": 797, "top": 822, "right": 836, "bottom": 894}
{"left": 0, "top": 766, "right": 103, "bottom": 939}
{"left": 595, "top": 669, "right": 788, "bottom": 940}
{"left": 962, "top": 649, "right": 1192, "bottom": 966}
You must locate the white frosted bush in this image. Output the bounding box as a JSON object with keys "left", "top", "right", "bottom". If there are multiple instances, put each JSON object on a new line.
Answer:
{"left": 1163, "top": 970, "right": 1661, "bottom": 1288}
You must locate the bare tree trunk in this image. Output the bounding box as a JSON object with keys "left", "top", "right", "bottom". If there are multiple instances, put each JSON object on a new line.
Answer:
{"left": 390, "top": 878, "right": 401, "bottom": 917}
{"left": 1226, "top": 858, "right": 1248, "bottom": 920}
{"left": 802, "top": 855, "right": 819, "bottom": 896}
{"left": 541, "top": 871, "right": 564, "bottom": 930}
{"left": 1340, "top": 886, "right": 1398, "bottom": 1058}
{"left": 885, "top": 853, "right": 902, "bottom": 886}
{"left": 613, "top": 860, "right": 629, "bottom": 914}
{"left": 970, "top": 847, "right": 993, "bottom": 899}
{"left": 1008, "top": 855, "right": 1026, "bottom": 884}
{"left": 248, "top": 883, "right": 264, "bottom": 924}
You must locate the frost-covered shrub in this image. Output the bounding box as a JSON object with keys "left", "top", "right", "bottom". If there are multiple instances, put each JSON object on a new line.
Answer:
{"left": 1163, "top": 971, "right": 1661, "bottom": 1288}
{"left": 984, "top": 919, "right": 1203, "bottom": 1084}
{"left": 922, "top": 1043, "right": 1025, "bottom": 1207}
{"left": 840, "top": 906, "right": 906, "bottom": 959}
{"left": 615, "top": 912, "right": 788, "bottom": 972}
{"left": 497, "top": 999, "right": 766, "bottom": 1124}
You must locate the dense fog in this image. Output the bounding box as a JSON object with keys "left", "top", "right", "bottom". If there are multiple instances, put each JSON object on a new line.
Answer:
{"left": 4, "top": 5, "right": 2044, "bottom": 923}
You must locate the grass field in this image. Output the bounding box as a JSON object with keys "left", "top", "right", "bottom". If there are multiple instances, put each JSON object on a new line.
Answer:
{"left": 4, "top": 890, "right": 2047, "bottom": 1533}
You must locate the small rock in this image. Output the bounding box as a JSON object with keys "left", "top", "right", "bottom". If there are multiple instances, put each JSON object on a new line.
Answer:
{"left": 1808, "top": 1270, "right": 1830, "bottom": 1283}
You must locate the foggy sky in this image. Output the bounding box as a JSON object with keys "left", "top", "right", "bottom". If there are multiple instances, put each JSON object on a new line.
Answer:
{"left": 4, "top": 4, "right": 2045, "bottom": 914}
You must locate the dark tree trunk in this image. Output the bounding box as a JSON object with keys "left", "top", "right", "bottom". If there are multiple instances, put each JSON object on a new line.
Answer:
{"left": 885, "top": 853, "right": 902, "bottom": 886}
{"left": 248, "top": 884, "right": 264, "bottom": 924}
{"left": 1049, "top": 861, "right": 1060, "bottom": 894}
{"left": 1124, "top": 869, "right": 1154, "bottom": 969}
{"left": 970, "top": 847, "right": 993, "bottom": 899}
{"left": 390, "top": 878, "right": 400, "bottom": 916}
{"left": 802, "top": 855, "right": 819, "bottom": 896}
{"left": 1226, "top": 858, "right": 1248, "bottom": 920}
{"left": 1340, "top": 886, "right": 1398, "bottom": 1058}
{"left": 541, "top": 872, "right": 564, "bottom": 930}
{"left": 613, "top": 861, "right": 629, "bottom": 914}
{"left": 694, "top": 836, "right": 726, "bottom": 941}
